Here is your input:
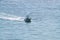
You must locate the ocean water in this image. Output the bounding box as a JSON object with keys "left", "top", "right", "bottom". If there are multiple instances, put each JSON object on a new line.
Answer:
{"left": 0, "top": 0, "right": 60, "bottom": 40}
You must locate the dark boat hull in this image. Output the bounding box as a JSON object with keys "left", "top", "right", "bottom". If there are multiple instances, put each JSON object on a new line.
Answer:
{"left": 24, "top": 18, "right": 31, "bottom": 23}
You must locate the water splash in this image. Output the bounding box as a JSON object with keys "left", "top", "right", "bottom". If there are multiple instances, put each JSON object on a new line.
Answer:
{"left": 0, "top": 12, "right": 25, "bottom": 21}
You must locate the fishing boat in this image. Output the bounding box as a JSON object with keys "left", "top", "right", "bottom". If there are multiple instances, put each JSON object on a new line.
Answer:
{"left": 24, "top": 15, "right": 31, "bottom": 23}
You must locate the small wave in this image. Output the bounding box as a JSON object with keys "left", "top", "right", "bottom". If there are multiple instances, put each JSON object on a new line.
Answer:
{"left": 0, "top": 12, "right": 25, "bottom": 21}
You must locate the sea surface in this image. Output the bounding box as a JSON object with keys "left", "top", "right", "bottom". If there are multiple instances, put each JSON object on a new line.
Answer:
{"left": 0, "top": 0, "right": 60, "bottom": 40}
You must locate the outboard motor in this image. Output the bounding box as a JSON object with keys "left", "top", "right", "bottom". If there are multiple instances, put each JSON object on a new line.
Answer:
{"left": 24, "top": 15, "right": 31, "bottom": 23}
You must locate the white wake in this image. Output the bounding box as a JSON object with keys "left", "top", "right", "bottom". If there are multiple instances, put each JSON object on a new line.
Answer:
{"left": 0, "top": 12, "right": 25, "bottom": 21}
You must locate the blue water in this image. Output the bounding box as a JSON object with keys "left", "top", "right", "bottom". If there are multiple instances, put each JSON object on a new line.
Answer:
{"left": 0, "top": 0, "right": 60, "bottom": 40}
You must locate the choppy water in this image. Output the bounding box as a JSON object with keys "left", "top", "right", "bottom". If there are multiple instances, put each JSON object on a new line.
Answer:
{"left": 0, "top": 0, "right": 60, "bottom": 40}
